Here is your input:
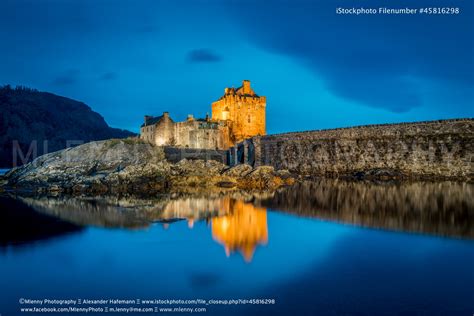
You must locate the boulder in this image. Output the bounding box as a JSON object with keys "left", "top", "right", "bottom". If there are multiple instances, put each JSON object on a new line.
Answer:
{"left": 222, "top": 164, "right": 253, "bottom": 177}
{"left": 1, "top": 140, "right": 295, "bottom": 194}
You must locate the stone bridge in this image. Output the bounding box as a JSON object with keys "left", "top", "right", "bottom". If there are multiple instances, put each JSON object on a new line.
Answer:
{"left": 227, "top": 119, "right": 474, "bottom": 180}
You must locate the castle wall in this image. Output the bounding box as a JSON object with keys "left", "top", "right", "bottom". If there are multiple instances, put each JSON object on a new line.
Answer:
{"left": 173, "top": 120, "right": 231, "bottom": 150}
{"left": 239, "top": 119, "right": 474, "bottom": 180}
{"left": 140, "top": 125, "right": 156, "bottom": 143}
{"left": 153, "top": 115, "right": 175, "bottom": 145}
{"left": 163, "top": 146, "right": 228, "bottom": 164}
{"left": 140, "top": 115, "right": 232, "bottom": 150}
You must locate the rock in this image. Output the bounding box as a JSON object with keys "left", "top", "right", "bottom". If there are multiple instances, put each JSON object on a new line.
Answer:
{"left": 217, "top": 181, "right": 237, "bottom": 188}
{"left": 222, "top": 164, "right": 253, "bottom": 177}
{"left": 1, "top": 140, "right": 294, "bottom": 195}
{"left": 276, "top": 169, "right": 292, "bottom": 179}
{"left": 248, "top": 166, "right": 275, "bottom": 176}
{"left": 3, "top": 139, "right": 166, "bottom": 194}
{"left": 48, "top": 185, "right": 62, "bottom": 192}
{"left": 352, "top": 168, "right": 404, "bottom": 181}
{"left": 235, "top": 165, "right": 292, "bottom": 190}
{"left": 172, "top": 159, "right": 226, "bottom": 176}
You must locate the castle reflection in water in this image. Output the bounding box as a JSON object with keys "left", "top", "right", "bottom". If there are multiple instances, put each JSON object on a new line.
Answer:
{"left": 4, "top": 179, "right": 472, "bottom": 261}
{"left": 161, "top": 197, "right": 268, "bottom": 262}
{"left": 1, "top": 194, "right": 270, "bottom": 262}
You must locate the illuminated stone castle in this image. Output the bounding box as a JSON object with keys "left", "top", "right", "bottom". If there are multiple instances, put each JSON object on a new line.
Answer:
{"left": 140, "top": 80, "right": 266, "bottom": 149}
{"left": 212, "top": 80, "right": 266, "bottom": 143}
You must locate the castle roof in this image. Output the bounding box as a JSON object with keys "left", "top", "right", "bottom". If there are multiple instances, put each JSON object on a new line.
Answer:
{"left": 235, "top": 85, "right": 259, "bottom": 97}
{"left": 141, "top": 114, "right": 175, "bottom": 127}
{"left": 216, "top": 81, "right": 261, "bottom": 101}
{"left": 141, "top": 115, "right": 162, "bottom": 127}
{"left": 215, "top": 87, "right": 260, "bottom": 101}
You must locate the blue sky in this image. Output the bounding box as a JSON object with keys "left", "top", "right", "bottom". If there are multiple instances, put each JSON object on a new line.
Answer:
{"left": 0, "top": 0, "right": 472, "bottom": 134}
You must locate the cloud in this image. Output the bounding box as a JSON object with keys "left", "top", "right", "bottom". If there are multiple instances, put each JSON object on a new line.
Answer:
{"left": 225, "top": 0, "right": 474, "bottom": 112}
{"left": 99, "top": 72, "right": 118, "bottom": 81}
{"left": 52, "top": 69, "right": 80, "bottom": 86}
{"left": 187, "top": 49, "right": 222, "bottom": 63}
{"left": 327, "top": 74, "right": 423, "bottom": 113}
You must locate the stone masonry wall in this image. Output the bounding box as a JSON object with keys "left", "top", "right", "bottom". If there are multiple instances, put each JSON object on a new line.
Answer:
{"left": 163, "top": 146, "right": 228, "bottom": 164}
{"left": 250, "top": 119, "right": 473, "bottom": 179}
{"left": 174, "top": 120, "right": 228, "bottom": 150}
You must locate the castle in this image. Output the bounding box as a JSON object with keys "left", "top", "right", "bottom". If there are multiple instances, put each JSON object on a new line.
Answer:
{"left": 140, "top": 80, "right": 266, "bottom": 149}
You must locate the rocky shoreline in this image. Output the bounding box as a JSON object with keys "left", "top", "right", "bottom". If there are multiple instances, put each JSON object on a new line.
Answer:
{"left": 0, "top": 139, "right": 294, "bottom": 195}
{"left": 2, "top": 179, "right": 471, "bottom": 239}
{"left": 1, "top": 138, "right": 472, "bottom": 197}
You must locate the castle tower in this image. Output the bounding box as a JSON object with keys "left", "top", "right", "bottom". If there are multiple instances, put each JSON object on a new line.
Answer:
{"left": 211, "top": 80, "right": 266, "bottom": 143}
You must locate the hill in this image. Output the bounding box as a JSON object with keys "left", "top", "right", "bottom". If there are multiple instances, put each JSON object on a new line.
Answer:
{"left": 0, "top": 85, "right": 135, "bottom": 167}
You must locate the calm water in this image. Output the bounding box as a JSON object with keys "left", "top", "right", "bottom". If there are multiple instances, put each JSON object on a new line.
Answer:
{"left": 1, "top": 180, "right": 473, "bottom": 315}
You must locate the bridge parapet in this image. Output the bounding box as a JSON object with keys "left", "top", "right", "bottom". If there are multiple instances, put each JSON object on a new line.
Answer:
{"left": 227, "top": 119, "right": 474, "bottom": 180}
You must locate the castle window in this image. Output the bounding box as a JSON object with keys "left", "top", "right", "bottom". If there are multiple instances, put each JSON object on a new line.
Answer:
{"left": 248, "top": 115, "right": 251, "bottom": 123}
{"left": 222, "top": 108, "right": 229, "bottom": 120}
